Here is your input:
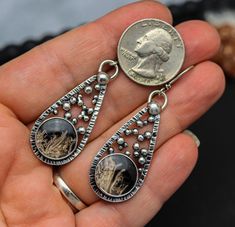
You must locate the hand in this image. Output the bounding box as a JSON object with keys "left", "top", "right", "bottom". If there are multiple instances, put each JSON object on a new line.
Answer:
{"left": 0, "top": 1, "right": 224, "bottom": 227}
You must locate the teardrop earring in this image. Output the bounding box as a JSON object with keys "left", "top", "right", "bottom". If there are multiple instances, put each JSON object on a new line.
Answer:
{"left": 89, "top": 66, "right": 193, "bottom": 202}
{"left": 89, "top": 18, "right": 193, "bottom": 202}
{"left": 30, "top": 60, "right": 119, "bottom": 165}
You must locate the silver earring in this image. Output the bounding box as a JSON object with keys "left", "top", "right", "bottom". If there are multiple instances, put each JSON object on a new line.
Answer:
{"left": 30, "top": 60, "right": 119, "bottom": 165}
{"left": 89, "top": 18, "right": 193, "bottom": 202}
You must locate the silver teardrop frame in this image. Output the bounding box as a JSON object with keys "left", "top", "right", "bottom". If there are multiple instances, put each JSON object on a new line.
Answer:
{"left": 89, "top": 107, "right": 160, "bottom": 202}
{"left": 30, "top": 75, "right": 106, "bottom": 165}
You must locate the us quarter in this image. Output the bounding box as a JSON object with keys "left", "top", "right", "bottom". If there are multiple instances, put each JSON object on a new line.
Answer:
{"left": 117, "top": 19, "right": 185, "bottom": 86}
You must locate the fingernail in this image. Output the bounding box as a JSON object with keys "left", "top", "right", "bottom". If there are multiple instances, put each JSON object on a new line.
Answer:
{"left": 183, "top": 130, "right": 200, "bottom": 148}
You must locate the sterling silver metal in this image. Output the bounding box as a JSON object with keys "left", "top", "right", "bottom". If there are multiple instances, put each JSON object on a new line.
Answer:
{"left": 30, "top": 60, "right": 119, "bottom": 165}
{"left": 148, "top": 90, "right": 168, "bottom": 112}
{"left": 54, "top": 173, "right": 87, "bottom": 211}
{"left": 90, "top": 107, "right": 160, "bottom": 202}
{"left": 159, "top": 65, "right": 194, "bottom": 93}
{"left": 98, "top": 60, "right": 119, "bottom": 80}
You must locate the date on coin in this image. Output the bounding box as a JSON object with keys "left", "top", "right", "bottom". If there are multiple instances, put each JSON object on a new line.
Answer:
{"left": 117, "top": 19, "right": 185, "bottom": 86}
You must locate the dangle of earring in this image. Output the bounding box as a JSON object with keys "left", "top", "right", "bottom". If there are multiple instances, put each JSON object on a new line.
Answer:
{"left": 30, "top": 60, "right": 119, "bottom": 165}
{"left": 89, "top": 18, "right": 193, "bottom": 202}
{"left": 89, "top": 66, "right": 193, "bottom": 202}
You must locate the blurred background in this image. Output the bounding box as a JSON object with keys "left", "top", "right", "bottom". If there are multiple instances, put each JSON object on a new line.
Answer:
{"left": 0, "top": 0, "right": 199, "bottom": 48}
{"left": 0, "top": 0, "right": 235, "bottom": 227}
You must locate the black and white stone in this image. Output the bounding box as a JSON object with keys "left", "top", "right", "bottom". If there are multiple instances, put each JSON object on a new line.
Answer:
{"left": 90, "top": 107, "right": 161, "bottom": 202}
{"left": 35, "top": 117, "right": 77, "bottom": 159}
{"left": 30, "top": 75, "right": 108, "bottom": 165}
{"left": 95, "top": 154, "right": 138, "bottom": 197}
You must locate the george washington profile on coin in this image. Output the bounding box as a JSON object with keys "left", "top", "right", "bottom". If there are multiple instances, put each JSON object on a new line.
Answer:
{"left": 118, "top": 19, "right": 185, "bottom": 86}
{"left": 131, "top": 28, "right": 172, "bottom": 79}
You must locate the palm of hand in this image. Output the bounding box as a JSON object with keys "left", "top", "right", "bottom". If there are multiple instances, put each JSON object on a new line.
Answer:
{"left": 0, "top": 2, "right": 224, "bottom": 227}
{"left": 0, "top": 112, "right": 74, "bottom": 226}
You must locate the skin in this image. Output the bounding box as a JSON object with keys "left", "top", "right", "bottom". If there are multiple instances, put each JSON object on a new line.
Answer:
{"left": 0, "top": 1, "right": 225, "bottom": 227}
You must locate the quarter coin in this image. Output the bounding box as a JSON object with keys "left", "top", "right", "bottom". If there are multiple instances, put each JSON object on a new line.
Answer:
{"left": 117, "top": 19, "right": 185, "bottom": 86}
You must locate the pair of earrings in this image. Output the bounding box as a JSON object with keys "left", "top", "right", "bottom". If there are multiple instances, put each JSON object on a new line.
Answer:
{"left": 30, "top": 19, "right": 191, "bottom": 203}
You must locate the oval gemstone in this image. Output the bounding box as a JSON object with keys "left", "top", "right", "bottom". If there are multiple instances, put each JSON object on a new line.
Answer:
{"left": 95, "top": 154, "right": 138, "bottom": 197}
{"left": 35, "top": 117, "right": 77, "bottom": 159}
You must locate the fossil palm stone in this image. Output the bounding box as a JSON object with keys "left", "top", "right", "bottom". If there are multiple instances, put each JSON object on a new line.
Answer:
{"left": 35, "top": 117, "right": 77, "bottom": 159}
{"left": 95, "top": 154, "right": 138, "bottom": 197}
{"left": 90, "top": 104, "right": 160, "bottom": 202}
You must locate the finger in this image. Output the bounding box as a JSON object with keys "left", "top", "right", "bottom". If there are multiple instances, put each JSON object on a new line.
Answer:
{"left": 0, "top": 103, "right": 50, "bottom": 191}
{"left": 0, "top": 104, "right": 18, "bottom": 187}
{"left": 75, "top": 133, "right": 198, "bottom": 227}
{"left": 0, "top": 1, "right": 172, "bottom": 123}
{"left": 0, "top": 212, "right": 7, "bottom": 227}
{"left": 59, "top": 61, "right": 225, "bottom": 204}
{"left": 177, "top": 20, "right": 220, "bottom": 68}
{"left": 0, "top": 105, "right": 74, "bottom": 226}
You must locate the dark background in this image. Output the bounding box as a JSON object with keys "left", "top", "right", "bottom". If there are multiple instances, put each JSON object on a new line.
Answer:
{"left": 0, "top": 1, "right": 235, "bottom": 226}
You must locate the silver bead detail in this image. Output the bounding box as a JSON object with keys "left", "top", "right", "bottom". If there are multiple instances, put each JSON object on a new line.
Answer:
{"left": 64, "top": 112, "right": 72, "bottom": 119}
{"left": 133, "top": 142, "right": 140, "bottom": 150}
{"left": 138, "top": 156, "right": 146, "bottom": 165}
{"left": 52, "top": 104, "right": 58, "bottom": 109}
{"left": 53, "top": 109, "right": 58, "bottom": 115}
{"left": 87, "top": 108, "right": 94, "bottom": 115}
{"left": 136, "top": 120, "right": 144, "bottom": 127}
{"left": 143, "top": 120, "right": 148, "bottom": 126}
{"left": 137, "top": 135, "right": 145, "bottom": 142}
{"left": 70, "top": 97, "right": 77, "bottom": 104}
{"left": 78, "top": 126, "right": 86, "bottom": 134}
{"left": 83, "top": 115, "right": 89, "bottom": 122}
{"left": 141, "top": 148, "right": 148, "bottom": 156}
{"left": 118, "top": 145, "right": 124, "bottom": 150}
{"left": 84, "top": 86, "right": 93, "bottom": 94}
{"left": 125, "top": 129, "right": 132, "bottom": 136}
{"left": 82, "top": 105, "right": 87, "bottom": 111}
{"left": 148, "top": 102, "right": 161, "bottom": 115}
{"left": 97, "top": 72, "right": 109, "bottom": 85}
{"left": 132, "top": 128, "right": 139, "bottom": 135}
{"left": 63, "top": 102, "right": 71, "bottom": 111}
{"left": 95, "top": 84, "right": 101, "bottom": 91}
{"left": 109, "top": 147, "right": 114, "bottom": 153}
{"left": 92, "top": 99, "right": 97, "bottom": 104}
{"left": 117, "top": 137, "right": 125, "bottom": 145}
{"left": 138, "top": 168, "right": 143, "bottom": 173}
{"left": 148, "top": 116, "right": 155, "bottom": 123}
{"left": 133, "top": 151, "right": 140, "bottom": 157}
{"left": 81, "top": 110, "right": 86, "bottom": 116}
{"left": 92, "top": 95, "right": 98, "bottom": 104}
{"left": 72, "top": 118, "right": 77, "bottom": 125}
{"left": 144, "top": 131, "right": 152, "bottom": 139}
{"left": 77, "top": 98, "right": 83, "bottom": 106}
{"left": 125, "top": 151, "right": 131, "bottom": 156}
